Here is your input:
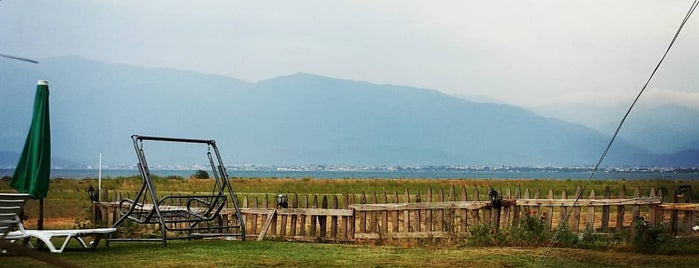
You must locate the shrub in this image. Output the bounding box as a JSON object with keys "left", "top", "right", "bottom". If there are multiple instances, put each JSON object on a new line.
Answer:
{"left": 633, "top": 216, "right": 666, "bottom": 253}
{"left": 192, "top": 169, "right": 210, "bottom": 179}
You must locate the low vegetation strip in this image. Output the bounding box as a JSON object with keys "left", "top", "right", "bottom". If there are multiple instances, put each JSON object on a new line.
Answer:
{"left": 1, "top": 241, "right": 699, "bottom": 268}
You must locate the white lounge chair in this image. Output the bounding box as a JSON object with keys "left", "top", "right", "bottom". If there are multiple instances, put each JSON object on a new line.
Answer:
{"left": 1, "top": 193, "right": 116, "bottom": 253}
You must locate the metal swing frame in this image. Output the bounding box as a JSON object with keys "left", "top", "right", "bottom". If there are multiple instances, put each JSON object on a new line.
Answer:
{"left": 110, "top": 135, "right": 245, "bottom": 246}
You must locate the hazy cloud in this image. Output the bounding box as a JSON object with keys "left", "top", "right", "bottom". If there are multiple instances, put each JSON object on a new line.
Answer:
{"left": 1, "top": 0, "right": 697, "bottom": 115}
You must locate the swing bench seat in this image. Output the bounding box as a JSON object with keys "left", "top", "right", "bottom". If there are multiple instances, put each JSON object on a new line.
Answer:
{"left": 110, "top": 135, "right": 246, "bottom": 245}
{"left": 118, "top": 194, "right": 228, "bottom": 231}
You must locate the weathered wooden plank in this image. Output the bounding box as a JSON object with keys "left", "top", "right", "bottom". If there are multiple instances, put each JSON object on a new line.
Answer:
{"left": 571, "top": 187, "right": 582, "bottom": 232}
{"left": 310, "top": 195, "right": 318, "bottom": 236}
{"left": 654, "top": 203, "right": 699, "bottom": 211}
{"left": 354, "top": 231, "right": 456, "bottom": 239}
{"left": 439, "top": 188, "right": 446, "bottom": 231}
{"left": 331, "top": 195, "right": 338, "bottom": 239}
{"left": 370, "top": 193, "right": 378, "bottom": 233}
{"left": 560, "top": 190, "right": 568, "bottom": 229}
{"left": 320, "top": 195, "right": 328, "bottom": 238}
{"left": 404, "top": 188, "right": 411, "bottom": 232}
{"left": 359, "top": 193, "right": 367, "bottom": 234}
{"left": 257, "top": 210, "right": 276, "bottom": 241}
{"left": 512, "top": 186, "right": 520, "bottom": 227}
{"left": 460, "top": 185, "right": 468, "bottom": 233}
{"left": 514, "top": 198, "right": 661, "bottom": 206}
{"left": 682, "top": 211, "right": 693, "bottom": 235}
{"left": 471, "top": 187, "right": 480, "bottom": 225}
{"left": 300, "top": 195, "right": 308, "bottom": 236}
{"left": 290, "top": 194, "right": 298, "bottom": 237}
{"left": 601, "top": 186, "right": 610, "bottom": 232}
{"left": 392, "top": 190, "right": 399, "bottom": 233}
{"left": 349, "top": 201, "right": 496, "bottom": 211}
{"left": 415, "top": 190, "right": 422, "bottom": 232}
{"left": 240, "top": 208, "right": 354, "bottom": 217}
{"left": 615, "top": 185, "right": 626, "bottom": 234}
{"left": 585, "top": 190, "right": 596, "bottom": 231}
{"left": 343, "top": 194, "right": 350, "bottom": 239}
{"left": 426, "top": 188, "right": 433, "bottom": 232}
{"left": 381, "top": 191, "right": 389, "bottom": 234}
{"left": 545, "top": 189, "right": 553, "bottom": 230}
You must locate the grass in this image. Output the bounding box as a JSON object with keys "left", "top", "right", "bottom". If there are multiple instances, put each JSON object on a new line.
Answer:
{"left": 1, "top": 240, "right": 699, "bottom": 268}
{"left": 2, "top": 176, "right": 698, "bottom": 228}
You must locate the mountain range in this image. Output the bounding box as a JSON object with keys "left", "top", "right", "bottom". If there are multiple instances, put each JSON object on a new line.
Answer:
{"left": 1, "top": 56, "right": 697, "bottom": 167}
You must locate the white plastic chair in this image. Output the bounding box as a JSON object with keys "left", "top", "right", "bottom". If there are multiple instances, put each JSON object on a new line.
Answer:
{"left": 1, "top": 193, "right": 116, "bottom": 253}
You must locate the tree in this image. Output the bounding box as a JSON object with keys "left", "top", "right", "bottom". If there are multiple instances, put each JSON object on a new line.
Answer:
{"left": 192, "top": 169, "right": 209, "bottom": 179}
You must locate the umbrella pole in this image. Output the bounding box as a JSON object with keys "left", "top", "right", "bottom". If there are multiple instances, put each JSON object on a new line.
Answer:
{"left": 38, "top": 198, "right": 44, "bottom": 230}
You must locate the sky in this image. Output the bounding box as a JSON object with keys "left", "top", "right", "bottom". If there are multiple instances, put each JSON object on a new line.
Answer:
{"left": 1, "top": 0, "right": 698, "bottom": 126}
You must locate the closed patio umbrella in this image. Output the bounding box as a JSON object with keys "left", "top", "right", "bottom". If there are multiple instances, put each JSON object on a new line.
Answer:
{"left": 11, "top": 80, "right": 51, "bottom": 230}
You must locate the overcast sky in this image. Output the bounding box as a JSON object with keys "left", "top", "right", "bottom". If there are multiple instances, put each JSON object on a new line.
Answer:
{"left": 1, "top": 1, "right": 698, "bottom": 119}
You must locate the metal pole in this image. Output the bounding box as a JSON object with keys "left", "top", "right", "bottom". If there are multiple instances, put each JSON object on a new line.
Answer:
{"left": 98, "top": 152, "right": 102, "bottom": 202}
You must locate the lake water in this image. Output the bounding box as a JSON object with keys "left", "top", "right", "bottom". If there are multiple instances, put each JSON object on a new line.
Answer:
{"left": 0, "top": 168, "right": 696, "bottom": 180}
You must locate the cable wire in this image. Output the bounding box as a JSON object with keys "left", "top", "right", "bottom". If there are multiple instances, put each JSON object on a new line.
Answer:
{"left": 538, "top": 1, "right": 699, "bottom": 266}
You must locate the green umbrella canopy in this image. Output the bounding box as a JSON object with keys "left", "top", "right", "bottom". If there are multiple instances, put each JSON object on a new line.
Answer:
{"left": 11, "top": 80, "right": 51, "bottom": 199}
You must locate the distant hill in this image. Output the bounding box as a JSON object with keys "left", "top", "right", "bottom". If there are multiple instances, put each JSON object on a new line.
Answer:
{"left": 0, "top": 151, "right": 20, "bottom": 168}
{"left": 0, "top": 56, "right": 695, "bottom": 167}
{"left": 612, "top": 105, "right": 699, "bottom": 154}
{"left": 0, "top": 151, "right": 78, "bottom": 168}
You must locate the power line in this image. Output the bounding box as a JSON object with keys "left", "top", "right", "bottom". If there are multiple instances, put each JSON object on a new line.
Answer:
{"left": 538, "top": 0, "right": 699, "bottom": 266}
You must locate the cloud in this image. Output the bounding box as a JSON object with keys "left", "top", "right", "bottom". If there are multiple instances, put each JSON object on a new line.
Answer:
{"left": 1, "top": 0, "right": 697, "bottom": 114}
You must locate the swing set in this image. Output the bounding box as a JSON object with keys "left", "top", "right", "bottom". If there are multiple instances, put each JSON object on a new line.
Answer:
{"left": 109, "top": 135, "right": 245, "bottom": 246}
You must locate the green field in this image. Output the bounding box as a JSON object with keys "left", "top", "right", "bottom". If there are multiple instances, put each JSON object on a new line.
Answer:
{"left": 2, "top": 176, "right": 698, "bottom": 228}
{"left": 2, "top": 240, "right": 699, "bottom": 268}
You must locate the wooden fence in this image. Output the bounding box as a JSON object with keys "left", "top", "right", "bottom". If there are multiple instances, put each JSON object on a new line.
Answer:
{"left": 93, "top": 185, "right": 698, "bottom": 242}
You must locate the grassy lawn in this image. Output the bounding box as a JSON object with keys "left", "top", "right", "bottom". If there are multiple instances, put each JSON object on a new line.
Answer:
{"left": 1, "top": 240, "right": 698, "bottom": 268}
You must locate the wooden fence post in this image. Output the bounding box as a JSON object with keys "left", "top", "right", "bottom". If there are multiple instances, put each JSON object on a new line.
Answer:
{"left": 251, "top": 196, "right": 258, "bottom": 235}
{"left": 359, "top": 193, "right": 367, "bottom": 234}
{"left": 460, "top": 186, "right": 468, "bottom": 233}
{"left": 300, "top": 195, "right": 308, "bottom": 236}
{"left": 320, "top": 195, "right": 328, "bottom": 238}
{"left": 571, "top": 186, "right": 582, "bottom": 232}
{"left": 331, "top": 195, "right": 338, "bottom": 240}
{"left": 545, "top": 189, "right": 554, "bottom": 230}
{"left": 343, "top": 194, "right": 350, "bottom": 240}
{"left": 512, "top": 186, "right": 520, "bottom": 227}
{"left": 311, "top": 195, "right": 319, "bottom": 237}
{"left": 392, "top": 190, "right": 400, "bottom": 233}
{"left": 382, "top": 191, "right": 389, "bottom": 234}
{"left": 290, "top": 194, "right": 298, "bottom": 237}
{"left": 502, "top": 188, "right": 511, "bottom": 230}
{"left": 615, "top": 185, "right": 626, "bottom": 234}
{"left": 280, "top": 194, "right": 289, "bottom": 238}
{"left": 439, "top": 188, "right": 447, "bottom": 232}
{"left": 404, "top": 188, "right": 411, "bottom": 232}
{"left": 471, "top": 187, "right": 480, "bottom": 226}
{"left": 426, "top": 188, "right": 433, "bottom": 232}
{"left": 370, "top": 193, "right": 378, "bottom": 233}
{"left": 414, "top": 190, "right": 422, "bottom": 232}
{"left": 560, "top": 189, "right": 568, "bottom": 230}
{"left": 601, "top": 186, "right": 610, "bottom": 232}
{"left": 586, "top": 190, "right": 596, "bottom": 232}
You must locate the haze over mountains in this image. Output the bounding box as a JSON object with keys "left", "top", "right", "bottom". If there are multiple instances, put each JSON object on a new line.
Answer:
{"left": 1, "top": 56, "right": 698, "bottom": 167}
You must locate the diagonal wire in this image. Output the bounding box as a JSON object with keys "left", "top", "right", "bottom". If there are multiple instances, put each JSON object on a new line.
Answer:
{"left": 0, "top": 53, "right": 39, "bottom": 64}
{"left": 538, "top": 0, "right": 699, "bottom": 266}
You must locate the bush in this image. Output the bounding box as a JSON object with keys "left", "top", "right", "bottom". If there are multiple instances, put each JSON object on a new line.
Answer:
{"left": 466, "top": 212, "right": 575, "bottom": 247}
{"left": 510, "top": 212, "right": 550, "bottom": 245}
{"left": 633, "top": 216, "right": 666, "bottom": 253}
{"left": 192, "top": 169, "right": 210, "bottom": 179}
